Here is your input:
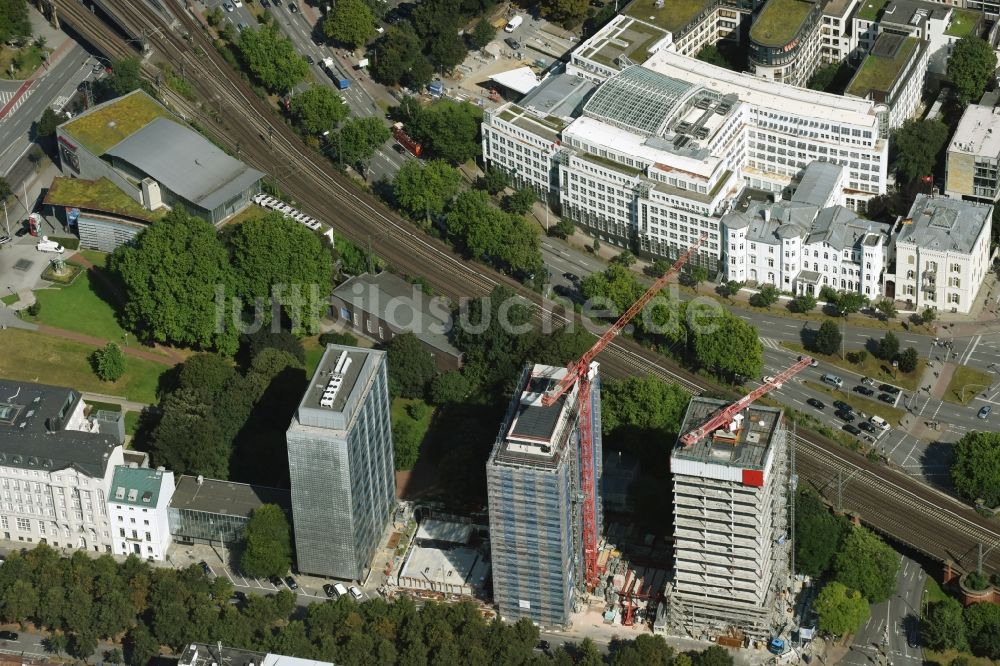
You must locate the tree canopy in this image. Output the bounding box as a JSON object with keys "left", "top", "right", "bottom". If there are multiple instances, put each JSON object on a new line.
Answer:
{"left": 240, "top": 504, "right": 292, "bottom": 578}
{"left": 948, "top": 36, "right": 997, "bottom": 105}
{"left": 92, "top": 343, "right": 126, "bottom": 382}
{"left": 795, "top": 488, "right": 850, "bottom": 577}
{"left": 813, "top": 320, "right": 842, "bottom": 356}
{"left": 405, "top": 98, "right": 483, "bottom": 163}
{"left": 37, "top": 107, "right": 67, "bottom": 139}
{"left": 324, "top": 0, "right": 377, "bottom": 49}
{"left": 393, "top": 159, "right": 461, "bottom": 223}
{"left": 691, "top": 309, "right": 764, "bottom": 380}
{"left": 386, "top": 332, "right": 436, "bottom": 398}
{"left": 922, "top": 598, "right": 968, "bottom": 652}
{"left": 237, "top": 24, "right": 309, "bottom": 93}
{"left": 602, "top": 376, "right": 690, "bottom": 460}
{"left": 814, "top": 582, "right": 870, "bottom": 636}
{"left": 106, "top": 57, "right": 143, "bottom": 98}
{"left": 0, "top": 0, "right": 31, "bottom": 45}
{"left": 894, "top": 119, "right": 949, "bottom": 184}
{"left": 540, "top": 0, "right": 589, "bottom": 26}
{"left": 290, "top": 86, "right": 348, "bottom": 136}
{"left": 833, "top": 526, "right": 899, "bottom": 603}
{"left": 951, "top": 431, "right": 1000, "bottom": 506}
{"left": 335, "top": 116, "right": 391, "bottom": 167}
{"left": 444, "top": 189, "right": 542, "bottom": 279}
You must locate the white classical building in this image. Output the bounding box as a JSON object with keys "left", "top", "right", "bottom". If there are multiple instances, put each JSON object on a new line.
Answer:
{"left": 0, "top": 381, "right": 125, "bottom": 552}
{"left": 887, "top": 195, "right": 993, "bottom": 314}
{"left": 722, "top": 163, "right": 891, "bottom": 295}
{"left": 483, "top": 50, "right": 888, "bottom": 271}
{"left": 108, "top": 466, "right": 176, "bottom": 561}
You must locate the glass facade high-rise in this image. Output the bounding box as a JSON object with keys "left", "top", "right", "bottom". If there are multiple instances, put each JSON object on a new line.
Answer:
{"left": 486, "top": 363, "right": 602, "bottom": 628}
{"left": 286, "top": 345, "right": 395, "bottom": 581}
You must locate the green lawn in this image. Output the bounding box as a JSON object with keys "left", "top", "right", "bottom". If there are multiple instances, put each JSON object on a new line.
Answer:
{"left": 0, "top": 294, "right": 17, "bottom": 306}
{"left": 782, "top": 341, "right": 926, "bottom": 391}
{"left": 924, "top": 575, "right": 949, "bottom": 607}
{"left": 391, "top": 397, "right": 435, "bottom": 471}
{"left": 943, "top": 365, "right": 992, "bottom": 405}
{"left": 0, "top": 328, "right": 167, "bottom": 404}
{"left": 857, "top": 0, "right": 888, "bottom": 21}
{"left": 750, "top": 0, "right": 816, "bottom": 47}
{"left": 624, "top": 0, "right": 713, "bottom": 32}
{"left": 32, "top": 268, "right": 127, "bottom": 341}
{"left": 79, "top": 250, "right": 109, "bottom": 268}
{"left": 946, "top": 9, "right": 980, "bottom": 37}
{"left": 804, "top": 380, "right": 905, "bottom": 424}
{"left": 0, "top": 44, "right": 52, "bottom": 80}
{"left": 124, "top": 410, "right": 141, "bottom": 436}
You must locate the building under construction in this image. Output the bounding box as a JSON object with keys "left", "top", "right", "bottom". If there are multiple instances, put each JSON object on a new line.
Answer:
{"left": 663, "top": 397, "right": 792, "bottom": 640}
{"left": 486, "top": 363, "right": 603, "bottom": 627}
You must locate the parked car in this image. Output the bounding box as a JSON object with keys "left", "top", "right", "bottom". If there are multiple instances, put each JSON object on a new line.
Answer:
{"left": 878, "top": 393, "right": 895, "bottom": 404}
{"left": 807, "top": 398, "right": 825, "bottom": 410}
{"left": 505, "top": 37, "right": 521, "bottom": 50}
{"left": 305, "top": 54, "right": 314, "bottom": 64}
{"left": 0, "top": 631, "right": 18, "bottom": 641}
{"left": 222, "top": 1, "right": 234, "bottom": 10}
{"left": 269, "top": 576, "right": 283, "bottom": 587}
{"left": 833, "top": 400, "right": 852, "bottom": 413}
{"left": 231, "top": 591, "right": 248, "bottom": 603}
{"left": 233, "top": 0, "right": 242, "bottom": 6}
{"left": 798, "top": 355, "right": 819, "bottom": 367}
{"left": 979, "top": 405, "right": 992, "bottom": 419}
{"left": 199, "top": 561, "right": 212, "bottom": 576}
{"left": 36, "top": 237, "right": 64, "bottom": 253}
{"left": 821, "top": 373, "right": 843, "bottom": 388}
{"left": 861, "top": 376, "right": 876, "bottom": 386}
{"left": 835, "top": 410, "right": 856, "bottom": 423}
{"left": 853, "top": 385, "right": 875, "bottom": 396}
{"left": 288, "top": 2, "right": 298, "bottom": 11}
{"left": 879, "top": 384, "right": 901, "bottom": 395}
{"left": 349, "top": 585, "right": 363, "bottom": 601}
{"left": 323, "top": 583, "right": 337, "bottom": 598}
{"left": 537, "top": 640, "right": 552, "bottom": 653}
{"left": 237, "top": 22, "right": 250, "bottom": 32}
{"left": 870, "top": 415, "right": 890, "bottom": 431}
{"left": 859, "top": 421, "right": 876, "bottom": 433}
{"left": 843, "top": 424, "right": 862, "bottom": 436}
{"left": 285, "top": 576, "right": 299, "bottom": 590}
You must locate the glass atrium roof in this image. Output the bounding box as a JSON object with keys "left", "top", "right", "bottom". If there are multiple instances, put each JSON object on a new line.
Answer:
{"left": 582, "top": 65, "right": 695, "bottom": 137}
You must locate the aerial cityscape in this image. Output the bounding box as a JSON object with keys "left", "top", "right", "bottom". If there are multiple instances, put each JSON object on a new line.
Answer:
{"left": 0, "top": 0, "right": 997, "bottom": 663}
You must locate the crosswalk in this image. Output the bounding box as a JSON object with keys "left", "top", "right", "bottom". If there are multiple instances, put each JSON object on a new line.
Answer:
{"left": 0, "top": 86, "right": 33, "bottom": 121}
{"left": 761, "top": 337, "right": 783, "bottom": 350}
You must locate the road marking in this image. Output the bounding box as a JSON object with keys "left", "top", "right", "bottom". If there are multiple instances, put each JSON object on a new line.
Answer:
{"left": 958, "top": 335, "right": 982, "bottom": 366}
{"left": 761, "top": 337, "right": 783, "bottom": 350}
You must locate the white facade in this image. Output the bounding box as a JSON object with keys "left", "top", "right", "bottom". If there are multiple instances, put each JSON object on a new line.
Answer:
{"left": 845, "top": 35, "right": 929, "bottom": 139}
{"left": 889, "top": 195, "right": 993, "bottom": 313}
{"left": 108, "top": 466, "right": 175, "bottom": 561}
{"left": 821, "top": 0, "right": 862, "bottom": 63}
{"left": 945, "top": 101, "right": 1000, "bottom": 202}
{"left": 0, "top": 384, "right": 125, "bottom": 552}
{"left": 748, "top": 0, "right": 824, "bottom": 87}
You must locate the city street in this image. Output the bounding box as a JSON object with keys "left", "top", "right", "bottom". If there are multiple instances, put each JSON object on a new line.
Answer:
{"left": 840, "top": 556, "right": 925, "bottom": 666}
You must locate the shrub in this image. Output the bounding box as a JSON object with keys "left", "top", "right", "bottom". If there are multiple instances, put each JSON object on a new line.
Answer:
{"left": 91, "top": 343, "right": 126, "bottom": 382}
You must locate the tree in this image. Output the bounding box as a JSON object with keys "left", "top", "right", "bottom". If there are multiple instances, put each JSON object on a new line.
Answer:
{"left": 403, "top": 54, "right": 435, "bottom": 89}
{"left": 835, "top": 291, "right": 869, "bottom": 315}
{"left": 503, "top": 187, "right": 536, "bottom": 216}
{"left": 468, "top": 20, "right": 495, "bottom": 50}
{"left": 795, "top": 488, "right": 849, "bottom": 577}
{"left": 370, "top": 25, "right": 422, "bottom": 86}
{"left": 897, "top": 346, "right": 918, "bottom": 373}
{"left": 693, "top": 645, "right": 734, "bottom": 666}
{"left": 0, "top": 177, "right": 10, "bottom": 203}
{"left": 0, "top": 0, "right": 31, "bottom": 45}
{"left": 393, "top": 159, "right": 461, "bottom": 223}
{"left": 237, "top": 24, "right": 310, "bottom": 93}
{"left": 392, "top": 416, "right": 422, "bottom": 470}
{"left": 324, "top": 0, "right": 376, "bottom": 49}
{"left": 107, "top": 57, "right": 143, "bottom": 97}
{"left": 240, "top": 504, "right": 292, "bottom": 578}
{"left": 177, "top": 353, "right": 237, "bottom": 402}
{"left": 428, "top": 30, "right": 467, "bottom": 73}
{"left": 290, "top": 86, "right": 348, "bottom": 136}
{"left": 814, "top": 320, "right": 842, "bottom": 355}
{"left": 894, "top": 119, "right": 949, "bottom": 184}
{"left": 549, "top": 218, "right": 576, "bottom": 239}
{"left": 91, "top": 342, "right": 126, "bottom": 382}
{"left": 227, "top": 213, "right": 334, "bottom": 336}
{"left": 123, "top": 625, "right": 159, "bottom": 666}
{"left": 813, "top": 582, "right": 870, "bottom": 636}
{"left": 539, "top": 0, "right": 588, "bottom": 24}
{"left": 386, "top": 332, "right": 436, "bottom": 398}
{"left": 833, "top": 526, "right": 899, "bottom": 603}
{"left": 429, "top": 370, "right": 471, "bottom": 405}
{"left": 923, "top": 597, "right": 968, "bottom": 651}
{"left": 695, "top": 45, "right": 728, "bottom": 68}
{"left": 37, "top": 107, "right": 66, "bottom": 139}
{"left": 444, "top": 190, "right": 542, "bottom": 278}
{"left": 874, "top": 297, "right": 897, "bottom": 320}
{"left": 476, "top": 167, "right": 509, "bottom": 195}
{"left": 239, "top": 330, "right": 306, "bottom": 367}
{"left": 790, "top": 293, "right": 817, "bottom": 313}
{"left": 750, "top": 284, "right": 779, "bottom": 307}
{"left": 336, "top": 116, "right": 391, "bottom": 167}
{"left": 109, "top": 208, "right": 237, "bottom": 353}
{"left": 319, "top": 331, "right": 359, "bottom": 346}
{"left": 876, "top": 331, "right": 900, "bottom": 360}
{"left": 807, "top": 63, "right": 842, "bottom": 92}
{"left": 948, "top": 36, "right": 997, "bottom": 105}
{"left": 691, "top": 310, "right": 764, "bottom": 380}
{"left": 951, "top": 431, "right": 1000, "bottom": 506}
{"left": 46, "top": 633, "right": 69, "bottom": 656}
{"left": 407, "top": 99, "right": 482, "bottom": 163}
{"left": 612, "top": 250, "right": 637, "bottom": 268}
{"left": 920, "top": 307, "right": 936, "bottom": 326}
{"left": 602, "top": 376, "right": 690, "bottom": 461}
{"left": 964, "top": 602, "right": 1000, "bottom": 659}
{"left": 151, "top": 389, "right": 231, "bottom": 478}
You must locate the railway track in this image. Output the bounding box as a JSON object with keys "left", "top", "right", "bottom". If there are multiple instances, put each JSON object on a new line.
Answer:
{"left": 56, "top": 0, "right": 1000, "bottom": 574}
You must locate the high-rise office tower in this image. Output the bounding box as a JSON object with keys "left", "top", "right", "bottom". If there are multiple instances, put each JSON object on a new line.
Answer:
{"left": 286, "top": 345, "right": 395, "bottom": 581}
{"left": 486, "top": 363, "right": 602, "bottom": 627}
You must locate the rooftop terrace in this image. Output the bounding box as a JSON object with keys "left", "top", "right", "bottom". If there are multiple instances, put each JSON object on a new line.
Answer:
{"left": 623, "top": 0, "right": 715, "bottom": 33}
{"left": 846, "top": 35, "right": 918, "bottom": 98}
{"left": 671, "top": 397, "right": 782, "bottom": 470}
{"left": 61, "top": 90, "right": 174, "bottom": 155}
{"left": 750, "top": 0, "right": 817, "bottom": 47}
{"left": 945, "top": 8, "right": 979, "bottom": 37}
{"left": 577, "top": 15, "right": 670, "bottom": 69}
{"left": 857, "top": 0, "right": 888, "bottom": 21}
{"left": 43, "top": 177, "right": 166, "bottom": 223}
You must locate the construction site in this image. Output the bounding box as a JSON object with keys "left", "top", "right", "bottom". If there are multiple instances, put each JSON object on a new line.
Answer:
{"left": 482, "top": 235, "right": 807, "bottom": 649}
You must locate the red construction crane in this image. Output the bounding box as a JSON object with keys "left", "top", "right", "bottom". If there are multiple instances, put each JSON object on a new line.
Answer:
{"left": 542, "top": 234, "right": 706, "bottom": 588}
{"left": 679, "top": 355, "right": 813, "bottom": 447}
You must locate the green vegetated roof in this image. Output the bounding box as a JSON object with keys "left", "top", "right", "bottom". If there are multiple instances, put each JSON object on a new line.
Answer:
{"left": 623, "top": 0, "right": 714, "bottom": 33}
{"left": 581, "top": 17, "right": 669, "bottom": 68}
{"left": 44, "top": 177, "right": 166, "bottom": 223}
{"left": 856, "top": 0, "right": 888, "bottom": 21}
{"left": 61, "top": 90, "right": 175, "bottom": 155}
{"left": 581, "top": 152, "right": 643, "bottom": 176}
{"left": 945, "top": 9, "right": 980, "bottom": 37}
{"left": 846, "top": 37, "right": 918, "bottom": 97}
{"left": 750, "top": 0, "right": 816, "bottom": 47}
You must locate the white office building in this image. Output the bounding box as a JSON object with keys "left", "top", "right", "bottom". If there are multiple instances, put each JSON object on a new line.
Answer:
{"left": 946, "top": 99, "right": 1000, "bottom": 203}
{"left": 108, "top": 466, "right": 175, "bottom": 561}
{"left": 887, "top": 195, "right": 993, "bottom": 314}
{"left": 845, "top": 34, "right": 929, "bottom": 137}
{"left": 722, "top": 162, "right": 891, "bottom": 296}
{"left": 0, "top": 381, "right": 125, "bottom": 552}
{"left": 821, "top": 0, "right": 862, "bottom": 63}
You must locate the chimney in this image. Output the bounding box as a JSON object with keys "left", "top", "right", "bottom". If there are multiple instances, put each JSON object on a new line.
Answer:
{"left": 141, "top": 178, "right": 163, "bottom": 210}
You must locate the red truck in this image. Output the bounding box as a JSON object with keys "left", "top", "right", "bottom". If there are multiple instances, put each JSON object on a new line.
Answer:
{"left": 392, "top": 122, "right": 422, "bottom": 157}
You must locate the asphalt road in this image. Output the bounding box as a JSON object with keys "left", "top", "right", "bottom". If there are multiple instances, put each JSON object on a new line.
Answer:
{"left": 840, "top": 556, "right": 925, "bottom": 666}
{"left": 0, "top": 44, "right": 94, "bottom": 176}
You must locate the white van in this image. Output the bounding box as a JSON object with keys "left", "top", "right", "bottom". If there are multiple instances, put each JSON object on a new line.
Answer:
{"left": 505, "top": 15, "right": 523, "bottom": 32}
{"left": 821, "top": 373, "right": 843, "bottom": 388}
{"left": 870, "top": 415, "right": 889, "bottom": 431}
{"left": 36, "top": 237, "right": 65, "bottom": 254}
{"left": 333, "top": 583, "right": 348, "bottom": 599}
